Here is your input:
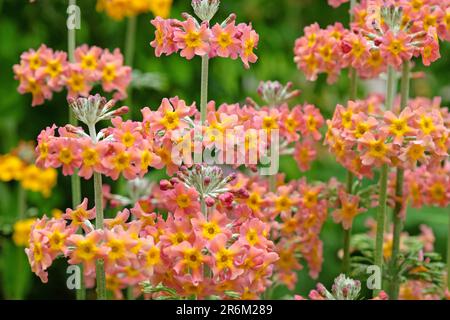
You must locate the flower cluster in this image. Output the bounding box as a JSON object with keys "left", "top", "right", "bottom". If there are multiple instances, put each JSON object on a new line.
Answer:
{"left": 13, "top": 44, "right": 131, "bottom": 106}
{"left": 295, "top": 0, "right": 450, "bottom": 83}
{"left": 27, "top": 165, "right": 280, "bottom": 299}
{"left": 402, "top": 161, "right": 450, "bottom": 209}
{"left": 150, "top": 14, "right": 259, "bottom": 68}
{"left": 96, "top": 0, "right": 172, "bottom": 20}
{"left": 0, "top": 143, "right": 57, "bottom": 197}
{"left": 325, "top": 95, "right": 449, "bottom": 179}
{"left": 222, "top": 173, "right": 329, "bottom": 289}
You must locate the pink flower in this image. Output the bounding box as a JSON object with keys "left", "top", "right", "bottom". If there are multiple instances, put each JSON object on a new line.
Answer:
{"left": 48, "top": 136, "right": 82, "bottom": 176}
{"left": 293, "top": 139, "right": 317, "bottom": 172}
{"left": 164, "top": 183, "right": 200, "bottom": 217}
{"left": 210, "top": 22, "right": 241, "bottom": 59}
{"left": 174, "top": 18, "right": 211, "bottom": 60}
{"left": 332, "top": 189, "right": 366, "bottom": 230}
{"left": 63, "top": 198, "right": 96, "bottom": 229}
{"left": 74, "top": 45, "right": 103, "bottom": 79}
{"left": 150, "top": 17, "right": 179, "bottom": 57}
{"left": 380, "top": 30, "right": 414, "bottom": 67}
{"left": 98, "top": 48, "right": 132, "bottom": 100}
{"left": 238, "top": 24, "right": 259, "bottom": 68}
{"left": 64, "top": 64, "right": 94, "bottom": 99}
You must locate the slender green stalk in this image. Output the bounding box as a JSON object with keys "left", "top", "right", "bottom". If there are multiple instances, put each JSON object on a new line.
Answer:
{"left": 341, "top": 0, "right": 358, "bottom": 276}
{"left": 269, "top": 175, "right": 277, "bottom": 193}
{"left": 88, "top": 125, "right": 107, "bottom": 300}
{"left": 68, "top": 0, "right": 85, "bottom": 300}
{"left": 342, "top": 171, "right": 354, "bottom": 275}
{"left": 373, "top": 66, "right": 396, "bottom": 297}
{"left": 17, "top": 185, "right": 26, "bottom": 219}
{"left": 389, "top": 61, "right": 410, "bottom": 299}
{"left": 200, "top": 55, "right": 209, "bottom": 123}
{"left": 125, "top": 16, "right": 137, "bottom": 68}
{"left": 93, "top": 171, "right": 106, "bottom": 300}
{"left": 123, "top": 16, "right": 137, "bottom": 119}
{"left": 447, "top": 210, "right": 450, "bottom": 291}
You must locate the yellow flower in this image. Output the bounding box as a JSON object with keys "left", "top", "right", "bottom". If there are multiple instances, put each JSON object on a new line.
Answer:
{"left": 13, "top": 218, "right": 36, "bottom": 247}
{"left": 151, "top": 0, "right": 172, "bottom": 18}
{"left": 97, "top": 0, "right": 172, "bottom": 20}
{"left": 20, "top": 165, "right": 57, "bottom": 197}
{"left": 0, "top": 154, "right": 25, "bottom": 182}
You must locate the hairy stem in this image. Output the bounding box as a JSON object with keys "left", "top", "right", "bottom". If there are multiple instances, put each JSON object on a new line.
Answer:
{"left": 200, "top": 55, "right": 209, "bottom": 124}
{"left": 373, "top": 66, "right": 396, "bottom": 297}
{"left": 88, "top": 125, "right": 107, "bottom": 300}
{"left": 68, "top": 0, "right": 85, "bottom": 301}
{"left": 389, "top": 61, "right": 410, "bottom": 299}
{"left": 342, "top": 0, "right": 358, "bottom": 276}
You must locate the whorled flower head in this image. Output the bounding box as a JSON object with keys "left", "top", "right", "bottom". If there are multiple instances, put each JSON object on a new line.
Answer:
{"left": 330, "top": 274, "right": 361, "bottom": 300}
{"left": 163, "top": 164, "right": 248, "bottom": 206}
{"left": 191, "top": 0, "right": 220, "bottom": 22}
{"left": 68, "top": 94, "right": 128, "bottom": 128}
{"left": 257, "top": 81, "right": 300, "bottom": 107}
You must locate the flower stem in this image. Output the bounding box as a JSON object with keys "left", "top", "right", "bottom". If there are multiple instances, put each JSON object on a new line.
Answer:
{"left": 342, "top": 0, "right": 358, "bottom": 276}
{"left": 88, "top": 125, "right": 107, "bottom": 300}
{"left": 123, "top": 15, "right": 137, "bottom": 119}
{"left": 68, "top": 0, "right": 85, "bottom": 301}
{"left": 373, "top": 66, "right": 396, "bottom": 297}
{"left": 342, "top": 172, "right": 354, "bottom": 275}
{"left": 389, "top": 61, "right": 410, "bottom": 300}
{"left": 447, "top": 210, "right": 450, "bottom": 291}
{"left": 93, "top": 171, "right": 106, "bottom": 300}
{"left": 17, "top": 185, "right": 26, "bottom": 219}
{"left": 125, "top": 16, "right": 137, "bottom": 68}
{"left": 200, "top": 54, "right": 209, "bottom": 124}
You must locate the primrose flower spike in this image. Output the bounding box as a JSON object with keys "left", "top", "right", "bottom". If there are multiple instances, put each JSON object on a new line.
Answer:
{"left": 258, "top": 81, "right": 301, "bottom": 107}
{"left": 68, "top": 94, "right": 128, "bottom": 127}
{"left": 191, "top": 0, "right": 220, "bottom": 22}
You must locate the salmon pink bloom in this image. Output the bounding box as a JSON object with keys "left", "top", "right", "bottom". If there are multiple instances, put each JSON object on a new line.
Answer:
{"left": 164, "top": 182, "right": 200, "bottom": 217}
{"left": 49, "top": 137, "right": 81, "bottom": 175}
{"left": 191, "top": 209, "right": 231, "bottom": 241}
{"left": 104, "top": 204, "right": 132, "bottom": 226}
{"left": 63, "top": 198, "right": 96, "bottom": 228}
{"left": 78, "top": 138, "right": 104, "bottom": 179}
{"left": 239, "top": 218, "right": 271, "bottom": 249}
{"left": 102, "top": 142, "right": 140, "bottom": 180}
{"left": 36, "top": 125, "right": 57, "bottom": 168}
{"left": 103, "top": 226, "right": 139, "bottom": 272}
{"left": 238, "top": 23, "right": 259, "bottom": 68}
{"left": 98, "top": 48, "right": 132, "bottom": 100}
{"left": 293, "top": 140, "right": 317, "bottom": 172}
{"left": 26, "top": 229, "right": 53, "bottom": 283}
{"left": 382, "top": 107, "right": 416, "bottom": 144}
{"left": 150, "top": 17, "right": 179, "bottom": 57}
{"left": 111, "top": 117, "right": 143, "bottom": 149}
{"left": 302, "top": 104, "right": 324, "bottom": 140}
{"left": 167, "top": 239, "right": 209, "bottom": 284}
{"left": 75, "top": 45, "right": 103, "bottom": 77}
{"left": 64, "top": 64, "right": 94, "bottom": 99}
{"left": 36, "top": 49, "right": 68, "bottom": 91}
{"left": 41, "top": 218, "right": 76, "bottom": 256}
{"left": 174, "top": 18, "right": 211, "bottom": 60}
{"left": 17, "top": 73, "right": 53, "bottom": 106}
{"left": 210, "top": 22, "right": 240, "bottom": 59}
{"left": 208, "top": 234, "right": 244, "bottom": 280}
{"left": 380, "top": 30, "right": 414, "bottom": 67}
{"left": 420, "top": 29, "right": 440, "bottom": 66}
{"left": 332, "top": 190, "right": 366, "bottom": 230}
{"left": 359, "top": 132, "right": 393, "bottom": 167}
{"left": 67, "top": 230, "right": 107, "bottom": 276}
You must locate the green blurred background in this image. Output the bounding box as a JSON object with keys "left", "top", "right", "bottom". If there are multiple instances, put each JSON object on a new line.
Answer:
{"left": 0, "top": 0, "right": 448, "bottom": 299}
